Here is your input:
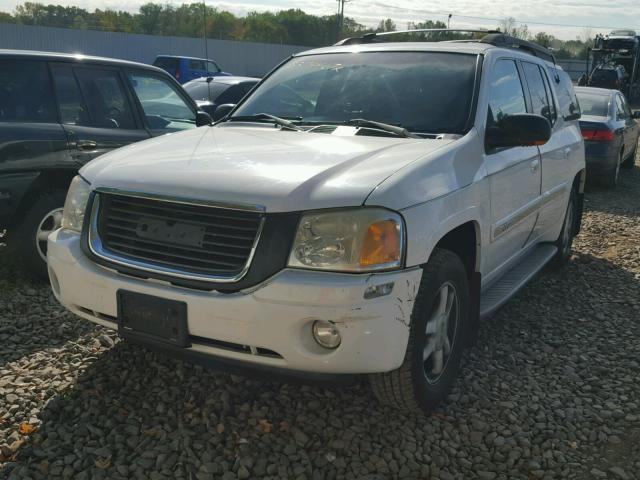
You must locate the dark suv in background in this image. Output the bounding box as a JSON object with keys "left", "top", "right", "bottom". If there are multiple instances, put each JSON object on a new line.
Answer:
{"left": 0, "top": 50, "right": 212, "bottom": 278}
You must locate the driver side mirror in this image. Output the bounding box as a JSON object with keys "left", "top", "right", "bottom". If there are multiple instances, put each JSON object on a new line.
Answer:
{"left": 196, "top": 110, "right": 213, "bottom": 127}
{"left": 213, "top": 103, "right": 236, "bottom": 122}
{"left": 633, "top": 111, "right": 640, "bottom": 119}
{"left": 486, "top": 113, "right": 551, "bottom": 150}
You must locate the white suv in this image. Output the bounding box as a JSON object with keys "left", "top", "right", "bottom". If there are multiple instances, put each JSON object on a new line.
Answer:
{"left": 48, "top": 33, "right": 585, "bottom": 411}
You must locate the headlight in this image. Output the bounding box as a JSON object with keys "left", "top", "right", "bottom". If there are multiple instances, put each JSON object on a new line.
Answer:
{"left": 288, "top": 208, "right": 404, "bottom": 272}
{"left": 61, "top": 176, "right": 91, "bottom": 233}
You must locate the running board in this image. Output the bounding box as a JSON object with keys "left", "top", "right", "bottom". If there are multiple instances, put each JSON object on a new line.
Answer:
{"left": 480, "top": 244, "right": 557, "bottom": 319}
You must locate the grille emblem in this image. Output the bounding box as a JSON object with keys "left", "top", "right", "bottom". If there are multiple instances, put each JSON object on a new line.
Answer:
{"left": 136, "top": 217, "right": 206, "bottom": 247}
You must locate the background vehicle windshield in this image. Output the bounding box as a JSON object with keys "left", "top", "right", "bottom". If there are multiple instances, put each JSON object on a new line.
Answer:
{"left": 232, "top": 52, "right": 478, "bottom": 134}
{"left": 576, "top": 92, "right": 610, "bottom": 117}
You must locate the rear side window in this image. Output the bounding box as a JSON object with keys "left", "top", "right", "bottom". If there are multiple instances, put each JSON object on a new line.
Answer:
{"left": 554, "top": 70, "right": 580, "bottom": 120}
{"left": 153, "top": 57, "right": 179, "bottom": 70}
{"left": 0, "top": 59, "right": 56, "bottom": 123}
{"left": 487, "top": 59, "right": 527, "bottom": 126}
{"left": 189, "top": 60, "right": 206, "bottom": 70}
{"left": 522, "top": 62, "right": 556, "bottom": 124}
{"left": 74, "top": 68, "right": 136, "bottom": 129}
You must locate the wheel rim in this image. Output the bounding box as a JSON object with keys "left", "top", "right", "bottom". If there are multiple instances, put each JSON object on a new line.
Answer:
{"left": 423, "top": 282, "right": 459, "bottom": 384}
{"left": 36, "top": 208, "right": 64, "bottom": 262}
{"left": 561, "top": 195, "right": 574, "bottom": 256}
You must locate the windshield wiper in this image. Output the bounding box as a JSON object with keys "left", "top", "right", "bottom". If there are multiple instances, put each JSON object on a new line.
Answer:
{"left": 228, "top": 113, "right": 303, "bottom": 131}
{"left": 346, "top": 118, "right": 421, "bottom": 139}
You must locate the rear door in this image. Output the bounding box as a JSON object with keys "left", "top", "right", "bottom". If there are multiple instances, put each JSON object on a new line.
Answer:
{"left": 483, "top": 58, "right": 542, "bottom": 279}
{"left": 521, "top": 61, "right": 573, "bottom": 243}
{"left": 51, "top": 63, "right": 149, "bottom": 165}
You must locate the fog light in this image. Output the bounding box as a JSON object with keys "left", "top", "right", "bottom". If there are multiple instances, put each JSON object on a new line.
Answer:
{"left": 364, "top": 282, "right": 394, "bottom": 299}
{"left": 312, "top": 321, "right": 341, "bottom": 349}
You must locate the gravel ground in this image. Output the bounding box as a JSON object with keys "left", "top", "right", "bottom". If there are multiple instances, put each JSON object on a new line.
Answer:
{"left": 1, "top": 155, "right": 639, "bottom": 480}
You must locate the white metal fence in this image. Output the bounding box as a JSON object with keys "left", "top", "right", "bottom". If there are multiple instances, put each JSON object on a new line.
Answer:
{"left": 0, "top": 23, "right": 307, "bottom": 77}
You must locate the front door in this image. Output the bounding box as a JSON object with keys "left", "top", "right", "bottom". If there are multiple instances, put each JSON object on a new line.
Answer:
{"left": 50, "top": 63, "right": 149, "bottom": 166}
{"left": 483, "top": 58, "right": 542, "bottom": 282}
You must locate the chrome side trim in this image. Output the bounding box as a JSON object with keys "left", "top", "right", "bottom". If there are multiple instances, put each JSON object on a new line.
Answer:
{"left": 94, "top": 187, "right": 266, "bottom": 213}
{"left": 88, "top": 194, "right": 266, "bottom": 284}
{"left": 492, "top": 181, "right": 568, "bottom": 241}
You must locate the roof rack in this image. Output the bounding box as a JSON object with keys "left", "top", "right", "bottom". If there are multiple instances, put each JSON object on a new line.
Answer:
{"left": 334, "top": 28, "right": 500, "bottom": 46}
{"left": 334, "top": 28, "right": 557, "bottom": 64}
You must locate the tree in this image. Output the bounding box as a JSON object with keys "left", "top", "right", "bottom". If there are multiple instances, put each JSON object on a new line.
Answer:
{"left": 534, "top": 31, "right": 554, "bottom": 48}
{"left": 499, "top": 17, "right": 530, "bottom": 40}
{"left": 377, "top": 18, "right": 396, "bottom": 33}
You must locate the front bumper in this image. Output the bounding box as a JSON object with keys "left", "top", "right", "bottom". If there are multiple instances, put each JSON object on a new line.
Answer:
{"left": 48, "top": 230, "right": 422, "bottom": 374}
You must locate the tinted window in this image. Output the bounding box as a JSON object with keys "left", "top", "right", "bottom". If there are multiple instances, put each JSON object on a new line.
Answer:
{"left": 153, "top": 57, "right": 179, "bottom": 70}
{"left": 234, "top": 52, "right": 478, "bottom": 134}
{"left": 189, "top": 60, "right": 206, "bottom": 70}
{"left": 74, "top": 68, "right": 135, "bottom": 129}
{"left": 522, "top": 62, "right": 554, "bottom": 123}
{"left": 487, "top": 59, "right": 527, "bottom": 126}
{"left": 52, "top": 66, "right": 88, "bottom": 126}
{"left": 575, "top": 92, "right": 610, "bottom": 117}
{"left": 128, "top": 71, "right": 196, "bottom": 131}
{"left": 554, "top": 70, "right": 580, "bottom": 120}
{"left": 0, "top": 60, "right": 56, "bottom": 123}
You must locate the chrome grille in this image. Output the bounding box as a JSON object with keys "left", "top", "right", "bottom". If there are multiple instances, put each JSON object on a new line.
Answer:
{"left": 92, "top": 192, "right": 264, "bottom": 281}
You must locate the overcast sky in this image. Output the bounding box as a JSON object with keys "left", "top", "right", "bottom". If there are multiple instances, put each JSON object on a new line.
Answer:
{"left": 0, "top": 0, "right": 638, "bottom": 40}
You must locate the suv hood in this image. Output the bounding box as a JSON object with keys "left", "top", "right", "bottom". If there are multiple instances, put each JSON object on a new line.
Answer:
{"left": 81, "top": 124, "right": 454, "bottom": 212}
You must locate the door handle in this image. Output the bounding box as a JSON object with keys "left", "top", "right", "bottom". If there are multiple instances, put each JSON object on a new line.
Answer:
{"left": 530, "top": 158, "right": 540, "bottom": 173}
{"left": 76, "top": 140, "right": 97, "bottom": 151}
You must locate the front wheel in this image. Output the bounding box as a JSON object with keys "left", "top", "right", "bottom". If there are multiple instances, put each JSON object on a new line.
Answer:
{"left": 369, "top": 248, "right": 470, "bottom": 412}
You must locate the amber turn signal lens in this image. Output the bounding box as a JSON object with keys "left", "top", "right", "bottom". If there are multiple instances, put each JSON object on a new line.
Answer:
{"left": 359, "top": 220, "right": 401, "bottom": 267}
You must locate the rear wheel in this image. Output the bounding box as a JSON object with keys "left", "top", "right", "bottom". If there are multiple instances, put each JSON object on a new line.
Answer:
{"left": 369, "top": 248, "right": 470, "bottom": 412}
{"left": 551, "top": 185, "right": 577, "bottom": 268}
{"left": 15, "top": 190, "right": 66, "bottom": 280}
{"left": 621, "top": 145, "right": 636, "bottom": 169}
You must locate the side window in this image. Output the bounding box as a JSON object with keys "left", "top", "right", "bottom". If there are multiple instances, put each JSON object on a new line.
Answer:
{"left": 0, "top": 59, "right": 56, "bottom": 123}
{"left": 615, "top": 95, "right": 627, "bottom": 119}
{"left": 52, "top": 66, "right": 89, "bottom": 126}
{"left": 487, "top": 59, "right": 527, "bottom": 126}
{"left": 74, "top": 68, "right": 136, "bottom": 129}
{"left": 539, "top": 68, "right": 557, "bottom": 123}
{"left": 207, "top": 61, "right": 221, "bottom": 73}
{"left": 522, "top": 62, "right": 554, "bottom": 123}
{"left": 189, "top": 60, "right": 206, "bottom": 70}
{"left": 621, "top": 95, "right": 633, "bottom": 118}
{"left": 127, "top": 71, "right": 196, "bottom": 132}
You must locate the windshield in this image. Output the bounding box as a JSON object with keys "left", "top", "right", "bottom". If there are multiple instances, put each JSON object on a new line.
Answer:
{"left": 576, "top": 92, "right": 610, "bottom": 117}
{"left": 231, "top": 52, "right": 478, "bottom": 135}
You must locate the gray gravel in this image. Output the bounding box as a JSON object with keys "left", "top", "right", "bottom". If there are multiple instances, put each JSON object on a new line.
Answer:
{"left": 1, "top": 154, "right": 640, "bottom": 480}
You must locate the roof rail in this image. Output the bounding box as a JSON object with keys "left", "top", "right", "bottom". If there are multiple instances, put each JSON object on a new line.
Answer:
{"left": 334, "top": 29, "right": 556, "bottom": 64}
{"left": 479, "top": 33, "right": 556, "bottom": 63}
{"left": 334, "top": 28, "right": 500, "bottom": 46}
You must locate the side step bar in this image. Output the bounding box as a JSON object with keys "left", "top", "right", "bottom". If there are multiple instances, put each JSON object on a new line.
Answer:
{"left": 480, "top": 244, "right": 557, "bottom": 319}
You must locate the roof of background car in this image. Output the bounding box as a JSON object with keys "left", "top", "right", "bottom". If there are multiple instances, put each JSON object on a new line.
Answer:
{"left": 155, "top": 55, "right": 213, "bottom": 61}
{"left": 0, "top": 49, "right": 167, "bottom": 74}
{"left": 575, "top": 86, "right": 616, "bottom": 96}
{"left": 186, "top": 76, "right": 259, "bottom": 85}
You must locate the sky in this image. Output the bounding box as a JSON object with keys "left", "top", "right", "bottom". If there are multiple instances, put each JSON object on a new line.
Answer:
{"left": 0, "top": 0, "right": 639, "bottom": 40}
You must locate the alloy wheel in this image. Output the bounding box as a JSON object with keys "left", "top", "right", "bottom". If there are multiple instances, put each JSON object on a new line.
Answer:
{"left": 36, "top": 208, "right": 64, "bottom": 262}
{"left": 423, "top": 281, "right": 459, "bottom": 384}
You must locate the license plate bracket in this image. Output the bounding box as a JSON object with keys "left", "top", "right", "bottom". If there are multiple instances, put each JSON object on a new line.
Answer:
{"left": 117, "top": 290, "right": 190, "bottom": 348}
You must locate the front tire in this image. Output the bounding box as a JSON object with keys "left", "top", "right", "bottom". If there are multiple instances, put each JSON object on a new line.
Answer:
{"left": 369, "top": 248, "right": 470, "bottom": 412}
{"left": 15, "top": 190, "right": 66, "bottom": 280}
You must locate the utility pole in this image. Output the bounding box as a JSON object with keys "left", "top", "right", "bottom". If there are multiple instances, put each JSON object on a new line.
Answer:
{"left": 202, "top": 1, "right": 209, "bottom": 61}
{"left": 448, "top": 14, "right": 452, "bottom": 29}
{"left": 337, "top": 0, "right": 351, "bottom": 32}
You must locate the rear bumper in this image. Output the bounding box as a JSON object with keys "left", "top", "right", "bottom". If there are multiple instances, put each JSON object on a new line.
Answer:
{"left": 48, "top": 229, "right": 423, "bottom": 374}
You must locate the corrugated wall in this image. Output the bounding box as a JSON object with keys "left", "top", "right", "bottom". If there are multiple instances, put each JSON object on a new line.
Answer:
{"left": 557, "top": 59, "right": 588, "bottom": 81}
{"left": 0, "top": 23, "right": 308, "bottom": 76}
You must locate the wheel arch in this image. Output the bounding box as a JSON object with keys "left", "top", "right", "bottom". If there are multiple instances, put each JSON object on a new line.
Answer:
{"left": 11, "top": 169, "right": 75, "bottom": 227}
